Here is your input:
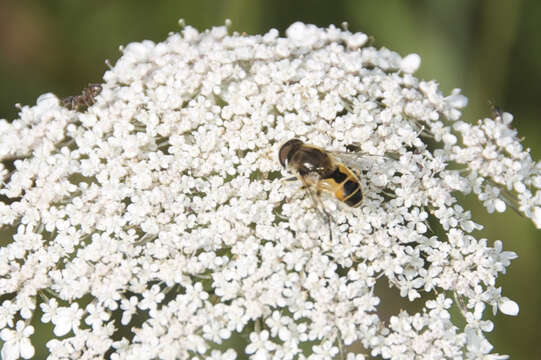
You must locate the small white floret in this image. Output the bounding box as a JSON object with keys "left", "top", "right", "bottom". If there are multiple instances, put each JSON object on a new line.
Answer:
{"left": 400, "top": 54, "right": 421, "bottom": 74}
{"left": 533, "top": 206, "right": 541, "bottom": 229}
{"left": 499, "top": 298, "right": 519, "bottom": 316}
{"left": 494, "top": 199, "right": 506, "bottom": 213}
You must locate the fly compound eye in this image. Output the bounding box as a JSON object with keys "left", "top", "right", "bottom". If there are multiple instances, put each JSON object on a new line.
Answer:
{"left": 278, "top": 139, "right": 303, "bottom": 168}
{"left": 278, "top": 149, "right": 287, "bottom": 168}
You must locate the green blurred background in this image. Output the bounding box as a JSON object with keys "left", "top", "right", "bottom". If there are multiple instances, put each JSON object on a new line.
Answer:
{"left": 0, "top": 0, "right": 539, "bottom": 358}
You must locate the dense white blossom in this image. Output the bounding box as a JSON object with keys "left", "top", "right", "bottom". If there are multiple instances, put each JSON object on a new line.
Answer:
{"left": 0, "top": 21, "right": 539, "bottom": 359}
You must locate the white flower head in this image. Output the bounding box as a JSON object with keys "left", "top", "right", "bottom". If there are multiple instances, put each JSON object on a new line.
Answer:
{"left": 1, "top": 21, "right": 538, "bottom": 359}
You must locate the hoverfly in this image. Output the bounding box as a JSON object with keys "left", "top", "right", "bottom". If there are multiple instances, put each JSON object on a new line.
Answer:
{"left": 278, "top": 138, "right": 365, "bottom": 240}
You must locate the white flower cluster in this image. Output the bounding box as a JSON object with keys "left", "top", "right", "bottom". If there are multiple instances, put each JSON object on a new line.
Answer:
{"left": 0, "top": 21, "right": 538, "bottom": 359}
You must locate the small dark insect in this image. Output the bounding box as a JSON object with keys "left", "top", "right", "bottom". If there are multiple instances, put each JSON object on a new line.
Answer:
{"left": 62, "top": 83, "right": 102, "bottom": 111}
{"left": 488, "top": 100, "right": 504, "bottom": 120}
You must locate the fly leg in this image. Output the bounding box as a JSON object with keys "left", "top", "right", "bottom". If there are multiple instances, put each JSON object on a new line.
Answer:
{"left": 282, "top": 176, "right": 334, "bottom": 242}
{"left": 281, "top": 176, "right": 304, "bottom": 203}
{"left": 274, "top": 176, "right": 305, "bottom": 221}
{"left": 305, "top": 186, "right": 333, "bottom": 242}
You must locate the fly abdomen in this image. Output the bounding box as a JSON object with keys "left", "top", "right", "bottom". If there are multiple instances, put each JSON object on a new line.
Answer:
{"left": 343, "top": 180, "right": 363, "bottom": 207}
{"left": 331, "top": 164, "right": 363, "bottom": 207}
{"left": 327, "top": 167, "right": 347, "bottom": 183}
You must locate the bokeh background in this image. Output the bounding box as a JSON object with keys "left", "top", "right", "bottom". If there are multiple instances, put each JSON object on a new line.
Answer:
{"left": 0, "top": 0, "right": 539, "bottom": 358}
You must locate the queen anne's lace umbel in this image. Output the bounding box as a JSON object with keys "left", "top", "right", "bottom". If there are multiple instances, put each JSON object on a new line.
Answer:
{"left": 0, "top": 21, "right": 538, "bottom": 360}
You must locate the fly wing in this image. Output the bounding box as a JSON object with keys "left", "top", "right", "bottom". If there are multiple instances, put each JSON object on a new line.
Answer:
{"left": 331, "top": 150, "right": 400, "bottom": 178}
{"left": 331, "top": 151, "right": 384, "bottom": 169}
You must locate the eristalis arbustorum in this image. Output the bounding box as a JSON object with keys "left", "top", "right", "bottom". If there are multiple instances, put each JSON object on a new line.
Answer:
{"left": 278, "top": 138, "right": 364, "bottom": 240}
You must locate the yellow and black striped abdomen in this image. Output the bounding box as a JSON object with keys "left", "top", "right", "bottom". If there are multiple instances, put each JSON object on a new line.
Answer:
{"left": 319, "top": 163, "right": 363, "bottom": 207}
